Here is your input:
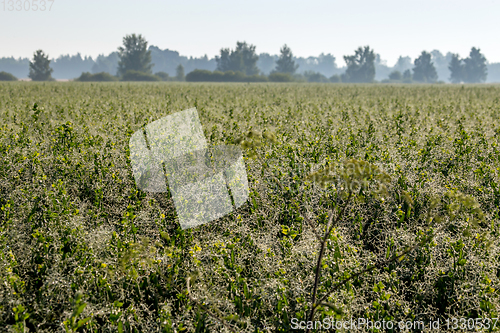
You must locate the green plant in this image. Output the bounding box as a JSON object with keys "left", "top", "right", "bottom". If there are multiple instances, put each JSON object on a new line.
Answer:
{"left": 0, "top": 71, "right": 18, "bottom": 81}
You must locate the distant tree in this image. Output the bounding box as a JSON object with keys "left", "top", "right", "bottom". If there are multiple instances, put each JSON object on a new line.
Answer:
{"left": 413, "top": 51, "right": 437, "bottom": 83}
{"left": 215, "top": 42, "right": 259, "bottom": 76}
{"left": 394, "top": 56, "right": 413, "bottom": 73}
{"left": 117, "top": 34, "right": 153, "bottom": 76}
{"left": 401, "top": 69, "right": 413, "bottom": 83}
{"left": 342, "top": 46, "right": 375, "bottom": 83}
{"left": 92, "top": 52, "right": 120, "bottom": 75}
{"left": 0, "top": 71, "right": 18, "bottom": 81}
{"left": 176, "top": 64, "right": 185, "bottom": 81}
{"left": 464, "top": 47, "right": 487, "bottom": 83}
{"left": 403, "top": 69, "right": 412, "bottom": 80}
{"left": 215, "top": 48, "right": 231, "bottom": 72}
{"left": 448, "top": 54, "right": 464, "bottom": 83}
{"left": 237, "top": 42, "right": 259, "bottom": 75}
{"left": 29, "top": 50, "right": 54, "bottom": 81}
{"left": 317, "top": 53, "right": 337, "bottom": 77}
{"left": 257, "top": 53, "right": 278, "bottom": 75}
{"left": 274, "top": 44, "right": 299, "bottom": 75}
{"left": 388, "top": 71, "right": 402, "bottom": 81}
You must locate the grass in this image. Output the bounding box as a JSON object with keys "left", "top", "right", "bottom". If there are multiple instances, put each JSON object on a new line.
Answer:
{"left": 1, "top": 82, "right": 500, "bottom": 332}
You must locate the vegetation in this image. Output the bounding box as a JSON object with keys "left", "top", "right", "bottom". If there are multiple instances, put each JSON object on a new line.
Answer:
{"left": 75, "top": 72, "right": 119, "bottom": 82}
{"left": 1, "top": 83, "right": 500, "bottom": 332}
{"left": 342, "top": 46, "right": 376, "bottom": 83}
{"left": 449, "top": 48, "right": 488, "bottom": 83}
{"left": 117, "top": 34, "right": 153, "bottom": 76}
{"left": 413, "top": 51, "right": 438, "bottom": 83}
{"left": 186, "top": 70, "right": 268, "bottom": 82}
{"left": 154, "top": 72, "right": 172, "bottom": 81}
{"left": 268, "top": 72, "right": 294, "bottom": 82}
{"left": 175, "top": 64, "right": 185, "bottom": 82}
{"left": 0, "top": 71, "right": 17, "bottom": 81}
{"left": 28, "top": 50, "right": 54, "bottom": 81}
{"left": 215, "top": 42, "right": 260, "bottom": 76}
{"left": 274, "top": 44, "right": 299, "bottom": 75}
{"left": 303, "top": 71, "right": 329, "bottom": 83}
{"left": 120, "top": 70, "right": 160, "bottom": 81}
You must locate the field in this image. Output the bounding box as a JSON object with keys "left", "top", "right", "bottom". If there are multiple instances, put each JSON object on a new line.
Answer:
{"left": 1, "top": 82, "right": 500, "bottom": 332}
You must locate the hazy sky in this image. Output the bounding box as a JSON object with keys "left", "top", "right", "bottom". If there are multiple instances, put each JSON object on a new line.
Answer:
{"left": 1, "top": 0, "right": 499, "bottom": 66}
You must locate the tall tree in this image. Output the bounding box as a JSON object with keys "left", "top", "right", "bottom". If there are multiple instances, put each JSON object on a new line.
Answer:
{"left": 342, "top": 46, "right": 375, "bottom": 83}
{"left": 117, "top": 34, "right": 153, "bottom": 76}
{"left": 176, "top": 64, "right": 185, "bottom": 81}
{"left": 236, "top": 42, "right": 259, "bottom": 75}
{"left": 448, "top": 54, "right": 464, "bottom": 83}
{"left": 29, "top": 50, "right": 53, "bottom": 81}
{"left": 464, "top": 47, "right": 487, "bottom": 83}
{"left": 274, "top": 44, "right": 298, "bottom": 75}
{"left": 412, "top": 51, "right": 437, "bottom": 82}
{"left": 215, "top": 42, "right": 259, "bottom": 75}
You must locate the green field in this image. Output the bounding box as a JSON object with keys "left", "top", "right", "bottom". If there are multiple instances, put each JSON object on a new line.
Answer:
{"left": 1, "top": 82, "right": 500, "bottom": 332}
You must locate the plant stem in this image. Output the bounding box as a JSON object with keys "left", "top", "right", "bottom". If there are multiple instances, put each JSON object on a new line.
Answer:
{"left": 306, "top": 192, "right": 352, "bottom": 330}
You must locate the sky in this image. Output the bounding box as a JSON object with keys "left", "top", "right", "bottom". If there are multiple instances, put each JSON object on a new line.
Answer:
{"left": 1, "top": 0, "right": 499, "bottom": 66}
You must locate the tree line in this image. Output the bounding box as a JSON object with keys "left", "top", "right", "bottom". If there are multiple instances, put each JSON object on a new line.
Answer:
{"left": 0, "top": 34, "right": 489, "bottom": 83}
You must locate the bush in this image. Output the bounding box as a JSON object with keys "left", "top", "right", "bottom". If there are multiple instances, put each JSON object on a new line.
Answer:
{"left": 121, "top": 70, "right": 160, "bottom": 82}
{"left": 155, "top": 72, "right": 171, "bottom": 81}
{"left": 185, "top": 70, "right": 268, "bottom": 82}
{"left": 304, "top": 71, "right": 329, "bottom": 83}
{"left": 222, "top": 71, "right": 246, "bottom": 82}
{"left": 0, "top": 71, "right": 17, "bottom": 81}
{"left": 329, "top": 74, "right": 342, "bottom": 83}
{"left": 268, "top": 72, "right": 294, "bottom": 82}
{"left": 186, "top": 69, "right": 214, "bottom": 82}
{"left": 75, "top": 72, "right": 118, "bottom": 82}
{"left": 388, "top": 70, "right": 403, "bottom": 81}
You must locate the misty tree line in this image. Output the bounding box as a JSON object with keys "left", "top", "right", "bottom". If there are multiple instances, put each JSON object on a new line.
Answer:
{"left": 0, "top": 33, "right": 496, "bottom": 83}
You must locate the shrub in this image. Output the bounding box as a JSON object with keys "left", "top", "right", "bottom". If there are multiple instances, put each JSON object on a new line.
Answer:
{"left": 185, "top": 70, "right": 267, "bottom": 82}
{"left": 268, "top": 72, "right": 294, "bottom": 82}
{"left": 0, "top": 71, "right": 18, "bottom": 81}
{"left": 186, "top": 69, "right": 215, "bottom": 82}
{"left": 75, "top": 72, "right": 118, "bottom": 82}
{"left": 121, "top": 70, "right": 160, "bottom": 81}
{"left": 222, "top": 70, "right": 246, "bottom": 82}
{"left": 304, "top": 71, "right": 329, "bottom": 83}
{"left": 155, "top": 72, "right": 171, "bottom": 81}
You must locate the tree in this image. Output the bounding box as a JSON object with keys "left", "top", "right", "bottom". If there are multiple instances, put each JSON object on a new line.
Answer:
{"left": 448, "top": 54, "right": 464, "bottom": 83}
{"left": 394, "top": 56, "right": 413, "bottom": 73}
{"left": 342, "top": 46, "right": 375, "bottom": 83}
{"left": 463, "top": 47, "right": 487, "bottom": 83}
{"left": 215, "top": 42, "right": 259, "bottom": 76}
{"left": 274, "top": 44, "right": 298, "bottom": 75}
{"left": 402, "top": 69, "right": 412, "bottom": 83}
{"left": 412, "top": 51, "right": 437, "bottom": 83}
{"left": 176, "top": 64, "right": 185, "bottom": 81}
{"left": 29, "top": 50, "right": 53, "bottom": 81}
{"left": 237, "top": 42, "right": 259, "bottom": 75}
{"left": 117, "top": 34, "right": 153, "bottom": 76}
